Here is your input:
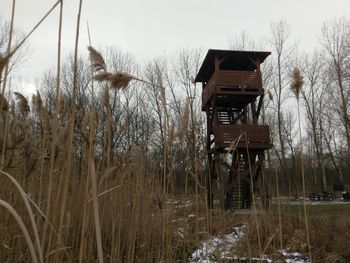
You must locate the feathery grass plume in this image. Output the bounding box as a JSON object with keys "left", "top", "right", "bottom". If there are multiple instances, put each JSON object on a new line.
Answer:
{"left": 290, "top": 67, "right": 304, "bottom": 100}
{"left": 87, "top": 46, "right": 136, "bottom": 90}
{"left": 108, "top": 72, "right": 134, "bottom": 90}
{"left": 93, "top": 71, "right": 134, "bottom": 89}
{"left": 94, "top": 72, "right": 113, "bottom": 82}
{"left": 0, "top": 93, "right": 9, "bottom": 111}
{"left": 267, "top": 90, "right": 273, "bottom": 101}
{"left": 87, "top": 46, "right": 106, "bottom": 72}
{"left": 291, "top": 66, "right": 311, "bottom": 261}
{"left": 14, "top": 92, "right": 30, "bottom": 115}
{"left": 93, "top": 71, "right": 135, "bottom": 90}
{"left": 32, "top": 90, "right": 43, "bottom": 115}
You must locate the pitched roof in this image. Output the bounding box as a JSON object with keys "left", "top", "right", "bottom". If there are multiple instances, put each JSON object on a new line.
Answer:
{"left": 195, "top": 49, "right": 271, "bottom": 83}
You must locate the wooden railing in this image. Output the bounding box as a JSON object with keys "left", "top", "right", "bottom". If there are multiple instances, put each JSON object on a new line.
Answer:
{"left": 202, "top": 70, "right": 263, "bottom": 108}
{"left": 215, "top": 70, "right": 261, "bottom": 87}
{"left": 213, "top": 124, "right": 271, "bottom": 149}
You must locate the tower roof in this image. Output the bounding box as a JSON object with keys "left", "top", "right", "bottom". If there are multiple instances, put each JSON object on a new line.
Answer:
{"left": 195, "top": 49, "right": 271, "bottom": 83}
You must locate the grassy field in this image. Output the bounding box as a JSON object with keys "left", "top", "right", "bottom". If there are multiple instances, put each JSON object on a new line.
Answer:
{"left": 277, "top": 202, "right": 350, "bottom": 216}
{"left": 162, "top": 199, "right": 350, "bottom": 262}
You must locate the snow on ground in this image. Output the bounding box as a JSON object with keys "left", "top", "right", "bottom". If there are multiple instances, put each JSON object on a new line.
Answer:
{"left": 189, "top": 225, "right": 252, "bottom": 263}
{"left": 175, "top": 227, "right": 185, "bottom": 238}
{"left": 188, "top": 225, "right": 309, "bottom": 263}
{"left": 175, "top": 200, "right": 192, "bottom": 209}
{"left": 280, "top": 250, "right": 309, "bottom": 263}
{"left": 170, "top": 197, "right": 312, "bottom": 262}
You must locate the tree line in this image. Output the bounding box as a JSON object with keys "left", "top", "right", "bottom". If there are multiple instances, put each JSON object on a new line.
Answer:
{"left": 1, "top": 17, "right": 350, "bottom": 197}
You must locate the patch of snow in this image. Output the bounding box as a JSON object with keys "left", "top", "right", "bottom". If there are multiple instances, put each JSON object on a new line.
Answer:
{"left": 175, "top": 202, "right": 192, "bottom": 209}
{"left": 285, "top": 260, "right": 308, "bottom": 263}
{"left": 188, "top": 214, "right": 196, "bottom": 218}
{"left": 189, "top": 225, "right": 248, "bottom": 263}
{"left": 252, "top": 257, "right": 272, "bottom": 262}
{"left": 279, "top": 249, "right": 309, "bottom": 263}
{"left": 175, "top": 227, "right": 185, "bottom": 238}
{"left": 189, "top": 226, "right": 310, "bottom": 263}
{"left": 281, "top": 250, "right": 302, "bottom": 257}
{"left": 166, "top": 199, "right": 179, "bottom": 205}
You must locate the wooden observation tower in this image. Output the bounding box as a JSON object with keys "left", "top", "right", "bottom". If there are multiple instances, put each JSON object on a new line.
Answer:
{"left": 194, "top": 49, "right": 272, "bottom": 209}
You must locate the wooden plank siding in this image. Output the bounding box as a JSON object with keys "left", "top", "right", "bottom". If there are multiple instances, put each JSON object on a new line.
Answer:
{"left": 202, "top": 70, "right": 263, "bottom": 108}
{"left": 213, "top": 124, "right": 271, "bottom": 150}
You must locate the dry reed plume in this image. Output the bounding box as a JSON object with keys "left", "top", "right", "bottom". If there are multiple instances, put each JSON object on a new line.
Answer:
{"left": 290, "top": 66, "right": 312, "bottom": 262}
{"left": 88, "top": 46, "right": 134, "bottom": 89}
{"left": 14, "top": 91, "right": 30, "bottom": 114}
{"left": 290, "top": 67, "right": 304, "bottom": 100}
{"left": 88, "top": 46, "right": 165, "bottom": 90}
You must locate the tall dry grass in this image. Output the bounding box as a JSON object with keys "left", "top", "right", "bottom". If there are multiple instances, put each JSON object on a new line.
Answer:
{"left": 291, "top": 67, "right": 312, "bottom": 261}
{"left": 1, "top": 2, "right": 350, "bottom": 263}
{"left": 0, "top": 14, "right": 209, "bottom": 261}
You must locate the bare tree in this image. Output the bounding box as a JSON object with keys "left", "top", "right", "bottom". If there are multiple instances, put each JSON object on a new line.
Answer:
{"left": 228, "top": 30, "right": 270, "bottom": 52}
{"left": 268, "top": 19, "right": 297, "bottom": 192}
{"left": 300, "top": 51, "right": 328, "bottom": 190}
{"left": 321, "top": 18, "right": 350, "bottom": 156}
{"left": 0, "top": 17, "right": 29, "bottom": 81}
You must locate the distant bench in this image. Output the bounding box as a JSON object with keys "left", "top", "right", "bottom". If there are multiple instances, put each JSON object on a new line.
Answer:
{"left": 309, "top": 192, "right": 334, "bottom": 201}
{"left": 310, "top": 184, "right": 350, "bottom": 201}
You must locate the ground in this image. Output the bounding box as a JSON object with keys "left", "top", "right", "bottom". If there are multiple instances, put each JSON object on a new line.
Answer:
{"left": 168, "top": 197, "right": 350, "bottom": 263}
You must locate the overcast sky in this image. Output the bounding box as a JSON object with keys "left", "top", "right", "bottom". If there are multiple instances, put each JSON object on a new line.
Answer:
{"left": 0, "top": 0, "right": 350, "bottom": 93}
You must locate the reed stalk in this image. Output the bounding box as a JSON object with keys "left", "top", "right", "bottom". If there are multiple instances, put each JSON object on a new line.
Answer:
{"left": 78, "top": 21, "right": 94, "bottom": 263}
{"left": 42, "top": 1, "right": 63, "bottom": 259}
{"left": 291, "top": 67, "right": 312, "bottom": 262}
{"left": 86, "top": 25, "right": 105, "bottom": 263}
{"left": 297, "top": 99, "right": 312, "bottom": 262}
{"left": 89, "top": 132, "right": 104, "bottom": 263}
{"left": 0, "top": 199, "right": 39, "bottom": 263}
{"left": 0, "top": 80, "right": 11, "bottom": 169}
{"left": 244, "top": 132, "right": 262, "bottom": 258}
{"left": 275, "top": 167, "right": 283, "bottom": 251}
{"left": 0, "top": 170, "right": 43, "bottom": 263}
{"left": 25, "top": 194, "right": 70, "bottom": 260}
{"left": 54, "top": 1, "right": 83, "bottom": 262}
